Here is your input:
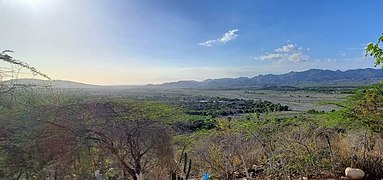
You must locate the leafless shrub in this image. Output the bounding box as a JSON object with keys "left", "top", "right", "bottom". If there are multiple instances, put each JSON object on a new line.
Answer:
{"left": 0, "top": 50, "right": 50, "bottom": 94}
{"left": 193, "top": 131, "right": 251, "bottom": 179}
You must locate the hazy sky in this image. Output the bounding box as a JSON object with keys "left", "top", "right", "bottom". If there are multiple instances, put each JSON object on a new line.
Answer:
{"left": 0, "top": 0, "right": 382, "bottom": 85}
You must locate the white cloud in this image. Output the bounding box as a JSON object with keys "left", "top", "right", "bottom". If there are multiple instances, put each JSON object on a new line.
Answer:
{"left": 275, "top": 43, "right": 298, "bottom": 52}
{"left": 288, "top": 52, "right": 309, "bottom": 62}
{"left": 198, "top": 40, "right": 217, "bottom": 47}
{"left": 258, "top": 53, "right": 284, "bottom": 61}
{"left": 255, "top": 43, "right": 309, "bottom": 63}
{"left": 220, "top": 29, "right": 239, "bottom": 42}
{"left": 199, "top": 29, "right": 239, "bottom": 47}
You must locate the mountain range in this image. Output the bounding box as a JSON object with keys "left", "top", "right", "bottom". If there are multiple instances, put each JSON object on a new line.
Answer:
{"left": 7, "top": 68, "right": 383, "bottom": 90}
{"left": 153, "top": 68, "right": 383, "bottom": 89}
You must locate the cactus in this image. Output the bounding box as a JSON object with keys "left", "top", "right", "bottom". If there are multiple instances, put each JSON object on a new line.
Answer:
{"left": 171, "top": 172, "right": 177, "bottom": 180}
{"left": 171, "top": 151, "right": 192, "bottom": 180}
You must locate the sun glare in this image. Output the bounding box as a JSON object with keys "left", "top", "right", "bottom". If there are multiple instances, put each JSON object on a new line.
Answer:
{"left": 1, "top": 0, "right": 55, "bottom": 10}
{"left": 23, "top": 0, "right": 49, "bottom": 8}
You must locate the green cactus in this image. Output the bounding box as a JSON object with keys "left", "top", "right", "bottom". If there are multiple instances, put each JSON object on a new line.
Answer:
{"left": 171, "top": 151, "right": 192, "bottom": 180}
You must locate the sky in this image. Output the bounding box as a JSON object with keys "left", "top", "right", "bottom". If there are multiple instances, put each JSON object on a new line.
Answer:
{"left": 0, "top": 0, "right": 382, "bottom": 85}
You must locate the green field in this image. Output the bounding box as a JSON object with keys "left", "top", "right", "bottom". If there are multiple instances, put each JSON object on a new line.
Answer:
{"left": 91, "top": 87, "right": 351, "bottom": 112}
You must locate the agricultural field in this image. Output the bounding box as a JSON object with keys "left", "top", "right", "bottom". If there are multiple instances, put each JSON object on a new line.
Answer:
{"left": 94, "top": 87, "right": 350, "bottom": 113}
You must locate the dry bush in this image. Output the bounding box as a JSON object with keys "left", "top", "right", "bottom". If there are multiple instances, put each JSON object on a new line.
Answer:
{"left": 261, "top": 125, "right": 337, "bottom": 179}
{"left": 193, "top": 131, "right": 257, "bottom": 179}
{"left": 332, "top": 132, "right": 383, "bottom": 178}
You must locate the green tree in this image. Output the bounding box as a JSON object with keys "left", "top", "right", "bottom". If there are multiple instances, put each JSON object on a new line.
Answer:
{"left": 366, "top": 33, "right": 383, "bottom": 68}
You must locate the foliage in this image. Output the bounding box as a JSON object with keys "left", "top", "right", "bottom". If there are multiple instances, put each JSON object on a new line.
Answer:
{"left": 189, "top": 115, "right": 341, "bottom": 179}
{"left": 366, "top": 33, "right": 383, "bottom": 68}
{"left": 129, "top": 95, "right": 289, "bottom": 117}
{"left": 325, "top": 83, "right": 383, "bottom": 132}
{"left": 0, "top": 90, "right": 180, "bottom": 179}
{"left": 179, "top": 97, "right": 289, "bottom": 117}
{"left": 322, "top": 82, "right": 383, "bottom": 177}
{"left": 0, "top": 89, "right": 83, "bottom": 179}
{"left": 307, "top": 109, "right": 325, "bottom": 114}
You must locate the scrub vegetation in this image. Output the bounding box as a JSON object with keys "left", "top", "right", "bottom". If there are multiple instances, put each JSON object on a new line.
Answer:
{"left": 0, "top": 34, "right": 383, "bottom": 179}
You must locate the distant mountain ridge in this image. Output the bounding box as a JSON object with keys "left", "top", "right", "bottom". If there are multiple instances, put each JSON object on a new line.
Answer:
{"left": 154, "top": 68, "right": 383, "bottom": 89}
{"left": 7, "top": 79, "right": 103, "bottom": 89}
{"left": 7, "top": 68, "right": 383, "bottom": 90}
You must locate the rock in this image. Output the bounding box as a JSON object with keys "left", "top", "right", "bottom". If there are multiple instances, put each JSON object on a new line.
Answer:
{"left": 345, "top": 167, "right": 365, "bottom": 180}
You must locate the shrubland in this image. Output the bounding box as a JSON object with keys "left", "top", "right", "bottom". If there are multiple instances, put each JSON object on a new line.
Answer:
{"left": 0, "top": 89, "right": 184, "bottom": 179}
{"left": 1, "top": 34, "right": 383, "bottom": 179}
{"left": 3, "top": 87, "right": 382, "bottom": 179}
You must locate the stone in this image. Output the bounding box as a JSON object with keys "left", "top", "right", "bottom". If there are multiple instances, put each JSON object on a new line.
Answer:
{"left": 345, "top": 167, "right": 365, "bottom": 180}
